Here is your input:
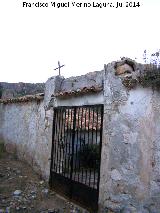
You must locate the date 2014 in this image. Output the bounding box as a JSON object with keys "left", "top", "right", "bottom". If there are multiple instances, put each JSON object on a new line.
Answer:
{"left": 124, "top": 2, "right": 140, "bottom": 7}
{"left": 111, "top": 2, "right": 140, "bottom": 8}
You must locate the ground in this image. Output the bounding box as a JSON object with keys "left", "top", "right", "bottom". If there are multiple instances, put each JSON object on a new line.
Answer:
{"left": 0, "top": 151, "right": 89, "bottom": 213}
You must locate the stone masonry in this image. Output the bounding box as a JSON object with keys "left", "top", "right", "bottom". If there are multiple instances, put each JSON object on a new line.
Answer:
{"left": 0, "top": 58, "right": 160, "bottom": 212}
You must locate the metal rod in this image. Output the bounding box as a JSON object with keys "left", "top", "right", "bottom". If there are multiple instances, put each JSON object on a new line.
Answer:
{"left": 70, "top": 107, "right": 76, "bottom": 181}
{"left": 63, "top": 109, "right": 67, "bottom": 176}
{"left": 73, "top": 107, "right": 80, "bottom": 181}
{"left": 97, "top": 105, "right": 104, "bottom": 193}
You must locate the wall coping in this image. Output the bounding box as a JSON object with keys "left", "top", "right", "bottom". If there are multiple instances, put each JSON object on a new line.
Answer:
{"left": 0, "top": 93, "right": 44, "bottom": 104}
{"left": 53, "top": 85, "right": 103, "bottom": 98}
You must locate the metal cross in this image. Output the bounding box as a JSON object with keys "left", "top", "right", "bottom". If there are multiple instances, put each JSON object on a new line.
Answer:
{"left": 54, "top": 61, "right": 65, "bottom": 76}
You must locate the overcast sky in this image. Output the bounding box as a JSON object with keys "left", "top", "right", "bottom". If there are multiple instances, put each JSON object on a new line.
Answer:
{"left": 0, "top": 0, "right": 160, "bottom": 83}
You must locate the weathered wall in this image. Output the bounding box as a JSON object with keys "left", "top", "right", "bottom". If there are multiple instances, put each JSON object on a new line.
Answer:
{"left": 56, "top": 92, "right": 104, "bottom": 106}
{"left": 0, "top": 74, "right": 104, "bottom": 181}
{"left": 1, "top": 59, "right": 160, "bottom": 212}
{"left": 60, "top": 70, "right": 104, "bottom": 92}
{"left": 0, "top": 100, "right": 53, "bottom": 179}
{"left": 0, "top": 76, "right": 64, "bottom": 179}
{"left": 99, "top": 62, "right": 160, "bottom": 213}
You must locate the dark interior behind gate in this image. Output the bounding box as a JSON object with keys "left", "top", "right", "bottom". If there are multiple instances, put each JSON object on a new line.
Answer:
{"left": 49, "top": 105, "right": 103, "bottom": 212}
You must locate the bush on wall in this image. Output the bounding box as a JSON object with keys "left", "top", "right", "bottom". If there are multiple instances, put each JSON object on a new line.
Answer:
{"left": 139, "top": 66, "right": 160, "bottom": 89}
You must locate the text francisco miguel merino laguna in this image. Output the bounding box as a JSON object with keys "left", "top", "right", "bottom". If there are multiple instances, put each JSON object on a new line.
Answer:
{"left": 22, "top": 1, "right": 141, "bottom": 8}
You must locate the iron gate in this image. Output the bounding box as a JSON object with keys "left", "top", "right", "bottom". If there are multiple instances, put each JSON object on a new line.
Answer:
{"left": 49, "top": 105, "right": 103, "bottom": 211}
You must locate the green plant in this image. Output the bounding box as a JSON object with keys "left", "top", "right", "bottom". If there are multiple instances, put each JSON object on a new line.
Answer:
{"left": 139, "top": 67, "right": 160, "bottom": 88}
{"left": 0, "top": 86, "right": 3, "bottom": 99}
{"left": 0, "top": 140, "right": 5, "bottom": 158}
{"left": 78, "top": 143, "right": 100, "bottom": 169}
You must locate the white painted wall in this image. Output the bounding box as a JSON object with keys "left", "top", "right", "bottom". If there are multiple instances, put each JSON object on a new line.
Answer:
{"left": 0, "top": 100, "right": 53, "bottom": 179}
{"left": 55, "top": 92, "right": 104, "bottom": 107}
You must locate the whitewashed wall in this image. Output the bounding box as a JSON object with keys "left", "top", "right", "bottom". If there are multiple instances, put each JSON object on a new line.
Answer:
{"left": 99, "top": 62, "right": 160, "bottom": 213}
{"left": 0, "top": 100, "right": 53, "bottom": 179}
{"left": 1, "top": 61, "right": 160, "bottom": 213}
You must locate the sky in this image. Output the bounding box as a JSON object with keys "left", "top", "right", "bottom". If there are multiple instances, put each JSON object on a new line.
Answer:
{"left": 0, "top": 0, "right": 160, "bottom": 83}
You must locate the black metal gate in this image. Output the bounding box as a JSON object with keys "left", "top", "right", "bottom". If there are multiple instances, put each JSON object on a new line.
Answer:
{"left": 49, "top": 105, "right": 103, "bottom": 212}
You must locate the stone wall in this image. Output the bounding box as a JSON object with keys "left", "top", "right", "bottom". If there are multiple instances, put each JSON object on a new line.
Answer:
{"left": 60, "top": 70, "right": 104, "bottom": 93}
{"left": 0, "top": 73, "right": 104, "bottom": 181}
{"left": 0, "top": 100, "right": 53, "bottom": 179}
{"left": 99, "top": 61, "right": 160, "bottom": 212}
{"left": 1, "top": 59, "right": 160, "bottom": 212}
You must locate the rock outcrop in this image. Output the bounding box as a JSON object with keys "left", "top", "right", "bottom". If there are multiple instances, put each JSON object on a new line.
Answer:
{"left": 0, "top": 82, "right": 45, "bottom": 99}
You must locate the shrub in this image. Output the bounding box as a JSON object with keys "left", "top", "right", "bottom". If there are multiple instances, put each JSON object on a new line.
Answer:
{"left": 0, "top": 140, "right": 5, "bottom": 158}
{"left": 78, "top": 143, "right": 100, "bottom": 170}
{"left": 0, "top": 86, "right": 3, "bottom": 99}
{"left": 139, "top": 67, "right": 160, "bottom": 89}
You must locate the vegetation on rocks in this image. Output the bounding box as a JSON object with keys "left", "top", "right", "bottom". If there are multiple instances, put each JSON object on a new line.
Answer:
{"left": 0, "top": 82, "right": 45, "bottom": 99}
{"left": 0, "top": 85, "right": 3, "bottom": 99}
{"left": 0, "top": 139, "right": 5, "bottom": 159}
{"left": 139, "top": 66, "right": 160, "bottom": 88}
{"left": 139, "top": 50, "right": 160, "bottom": 88}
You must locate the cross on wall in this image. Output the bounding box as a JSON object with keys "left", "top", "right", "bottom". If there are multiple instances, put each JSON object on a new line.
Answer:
{"left": 54, "top": 61, "right": 65, "bottom": 76}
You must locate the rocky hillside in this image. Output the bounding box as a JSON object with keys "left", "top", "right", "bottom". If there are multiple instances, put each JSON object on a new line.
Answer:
{"left": 0, "top": 82, "right": 45, "bottom": 99}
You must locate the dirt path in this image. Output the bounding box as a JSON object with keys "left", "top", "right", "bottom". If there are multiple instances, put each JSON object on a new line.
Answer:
{"left": 0, "top": 152, "right": 89, "bottom": 213}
